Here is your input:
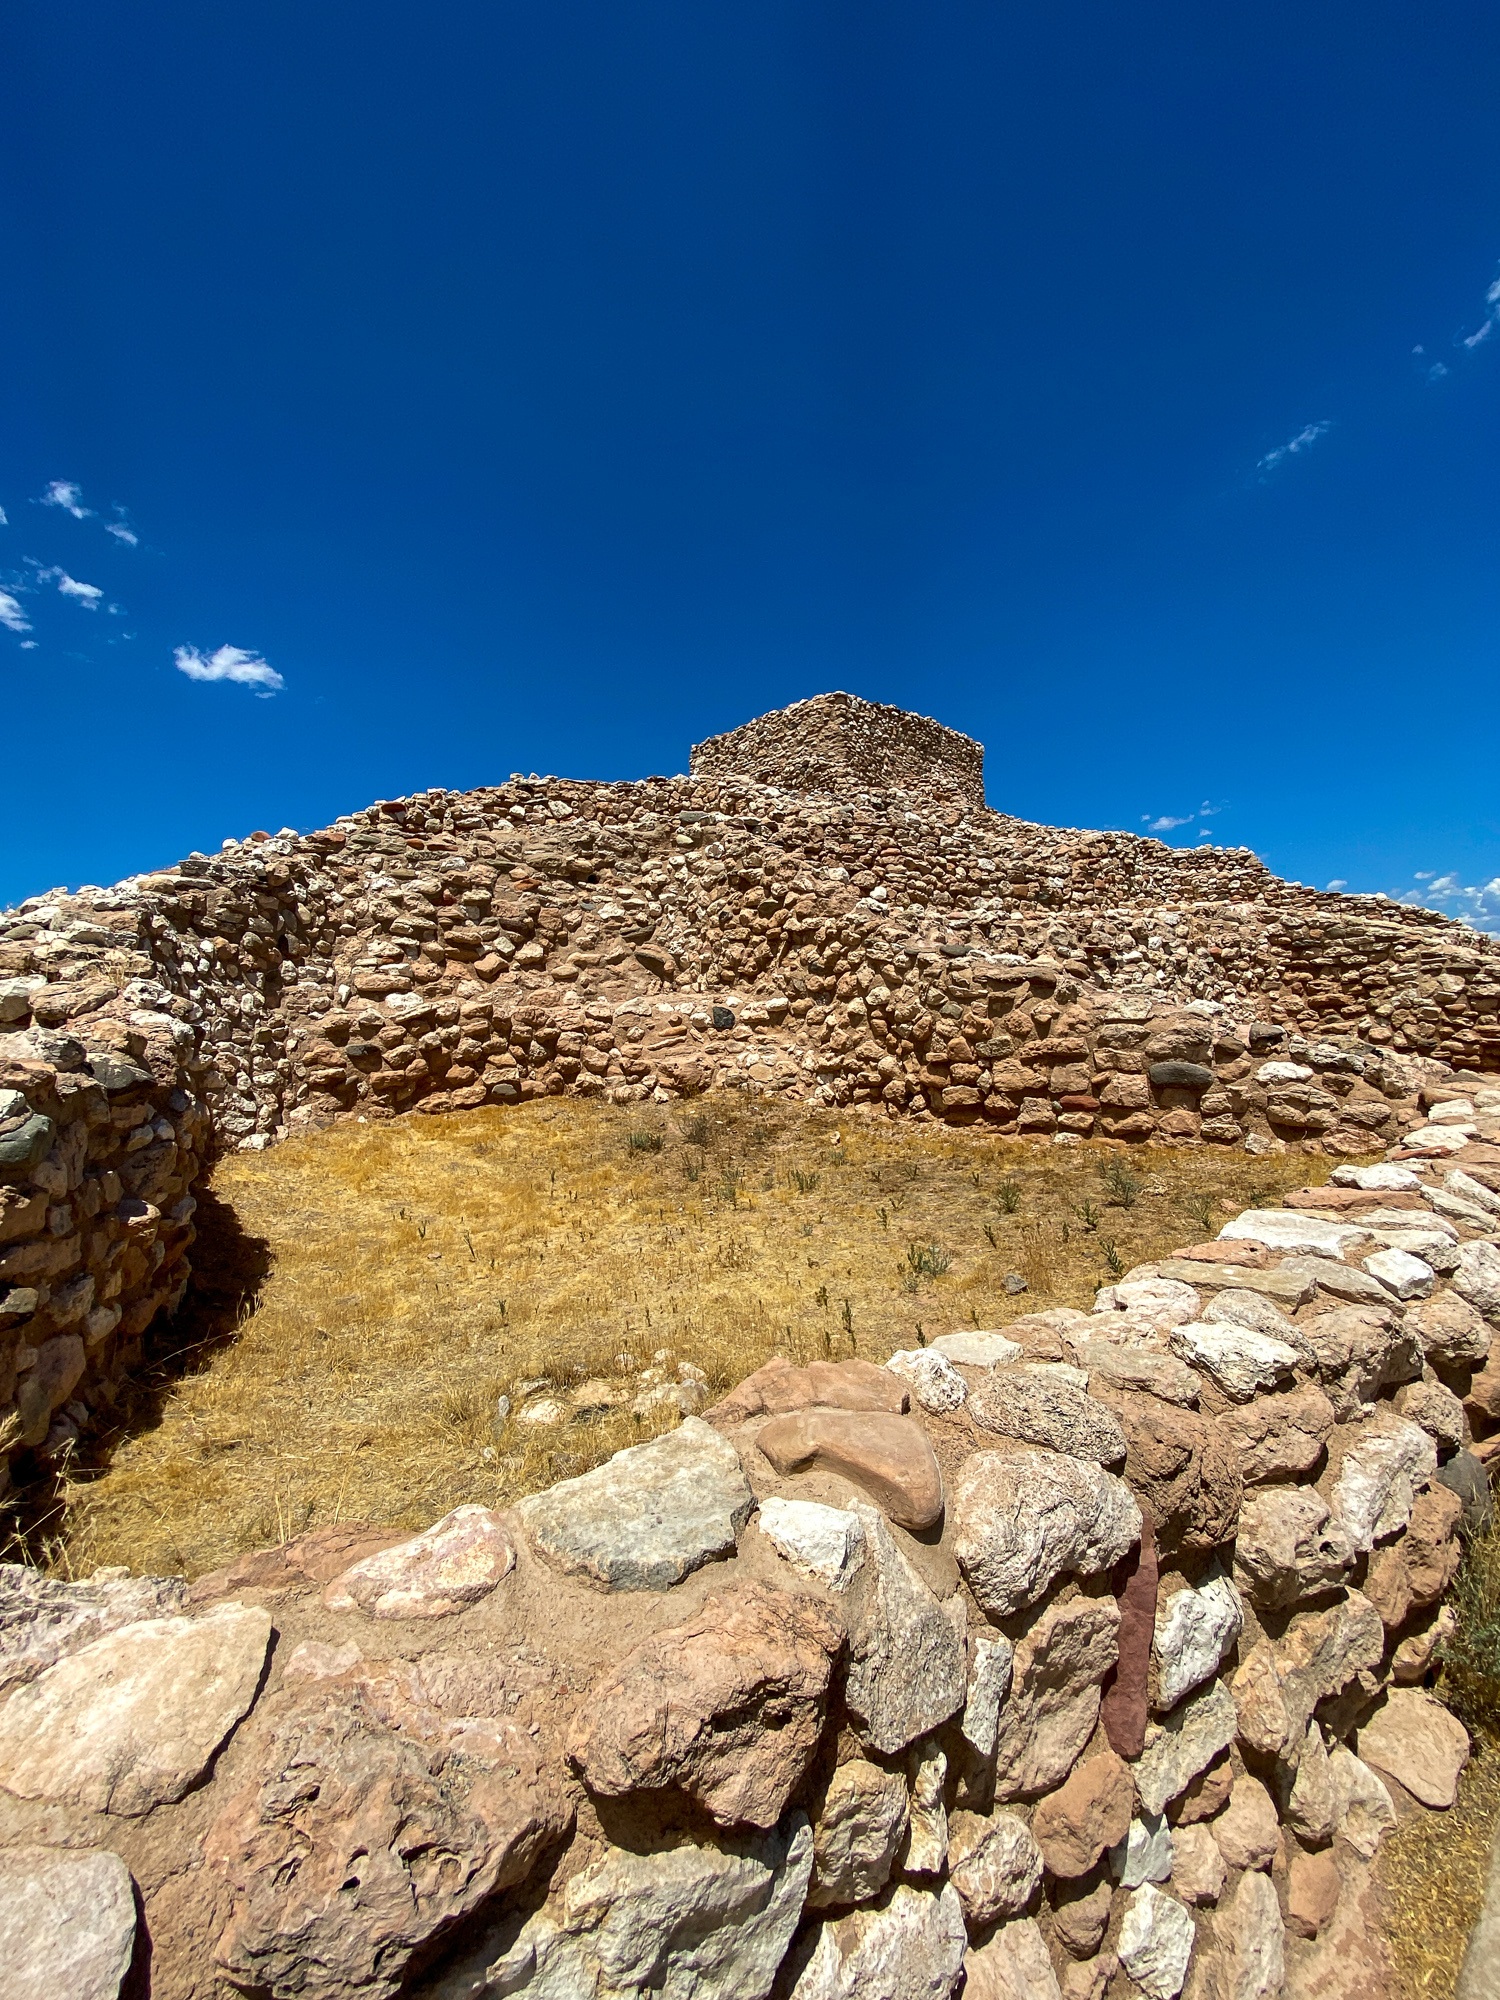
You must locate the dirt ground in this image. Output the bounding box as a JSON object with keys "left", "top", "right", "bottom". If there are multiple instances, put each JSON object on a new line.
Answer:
{"left": 22, "top": 1094, "right": 1331, "bottom": 1581}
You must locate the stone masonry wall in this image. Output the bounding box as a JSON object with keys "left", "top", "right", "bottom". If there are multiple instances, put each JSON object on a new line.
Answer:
{"left": 4, "top": 1098, "right": 1500, "bottom": 1996}
{"left": 691, "top": 690, "right": 988, "bottom": 805}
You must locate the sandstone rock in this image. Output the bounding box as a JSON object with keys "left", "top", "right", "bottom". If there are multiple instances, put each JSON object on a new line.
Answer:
{"left": 968, "top": 1373, "right": 1127, "bottom": 1466}
{"left": 1326, "top": 1745, "right": 1397, "bottom": 1857}
{"left": 809, "top": 1759, "right": 908, "bottom": 1907}
{"left": 1135, "top": 1682, "right": 1238, "bottom": 1818}
{"left": 0, "top": 1845, "right": 136, "bottom": 2000}
{"left": 1286, "top": 1851, "right": 1341, "bottom": 1940}
{"left": 1222, "top": 1387, "right": 1335, "bottom": 1485}
{"left": 951, "top": 1445, "right": 1140, "bottom": 1619}
{"left": 1170, "top": 1758, "right": 1234, "bottom": 1825}
{"left": 1154, "top": 1572, "right": 1244, "bottom": 1710}
{"left": 886, "top": 1347, "right": 968, "bottom": 1413}
{"left": 1221, "top": 1211, "right": 1367, "bottom": 1258}
{"left": 1276, "top": 1589, "right": 1385, "bottom": 1721}
{"left": 757, "top": 1496, "right": 866, "bottom": 1590}
{"left": 213, "top": 1666, "right": 574, "bottom": 2000}
{"left": 1356, "top": 1688, "right": 1470, "bottom": 1808}
{"left": 0, "top": 1560, "right": 186, "bottom": 1695}
{"left": 960, "top": 1631, "right": 1016, "bottom": 1760}
{"left": 1407, "top": 1288, "right": 1492, "bottom": 1366}
{"left": 756, "top": 1410, "right": 944, "bottom": 1532}
{"left": 1232, "top": 1489, "right": 1353, "bottom": 1608}
{"left": 964, "top": 1915, "right": 1063, "bottom": 2000}
{"left": 1169, "top": 1323, "right": 1300, "bottom": 1403}
{"left": 1101, "top": 1524, "right": 1155, "bottom": 1762}
{"left": 1393, "top": 1603, "right": 1457, "bottom": 1682}
{"left": 1333, "top": 1164, "right": 1424, "bottom": 1191}
{"left": 932, "top": 1330, "right": 1023, "bottom": 1367}
{"left": 1060, "top": 1953, "right": 1117, "bottom": 2000}
{"left": 1210, "top": 1774, "right": 1280, "bottom": 1872}
{"left": 567, "top": 1582, "right": 841, "bottom": 1828}
{"left": 993, "top": 1596, "right": 1121, "bottom": 1801}
{"left": 904, "top": 1739, "right": 949, "bottom": 1874}
{"left": 518, "top": 1417, "right": 754, "bottom": 1590}
{"left": 323, "top": 1504, "right": 514, "bottom": 1618}
{"left": 1397, "top": 1378, "right": 1465, "bottom": 1451}
{"left": 844, "top": 1508, "right": 968, "bottom": 1756}
{"left": 1327, "top": 1412, "right": 1438, "bottom": 1552}
{"left": 1294, "top": 1306, "right": 1420, "bottom": 1408}
{"left": 474, "top": 1814, "right": 812, "bottom": 2000}
{"left": 1170, "top": 1824, "right": 1225, "bottom": 1907}
{"left": 1280, "top": 1256, "right": 1398, "bottom": 1308}
{"left": 1031, "top": 1750, "right": 1134, "bottom": 1878}
{"left": 1117, "top": 1883, "right": 1197, "bottom": 2000}
{"left": 1453, "top": 1239, "right": 1500, "bottom": 1321}
{"left": 1282, "top": 1720, "right": 1336, "bottom": 1844}
{"left": 1403, "top": 1482, "right": 1464, "bottom": 1602}
{"left": 1112, "top": 1813, "right": 1174, "bottom": 1887}
{"left": 1099, "top": 1392, "right": 1242, "bottom": 1555}
{"left": 947, "top": 1808, "right": 1043, "bottom": 1925}
{"left": 787, "top": 1880, "right": 968, "bottom": 1999}
{"left": 0, "top": 1600, "right": 270, "bottom": 1815}
{"left": 1051, "top": 1876, "right": 1115, "bottom": 1957}
{"left": 1215, "top": 1869, "right": 1284, "bottom": 2000}
{"left": 1363, "top": 1248, "right": 1435, "bottom": 1300}
{"left": 1082, "top": 1342, "right": 1200, "bottom": 1407}
{"left": 706, "top": 1355, "right": 908, "bottom": 1424}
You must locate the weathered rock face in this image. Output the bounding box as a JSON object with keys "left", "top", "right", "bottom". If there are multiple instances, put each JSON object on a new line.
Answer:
{"left": 808, "top": 1758, "right": 908, "bottom": 1906}
{"left": 755, "top": 1409, "right": 944, "bottom": 1532}
{"left": 842, "top": 1508, "right": 967, "bottom": 1756}
{"left": 786, "top": 1879, "right": 968, "bottom": 1999}
{"left": 1030, "top": 1750, "right": 1134, "bottom": 1877}
{"left": 991, "top": 1597, "right": 1121, "bottom": 1801}
{"left": 951, "top": 1446, "right": 1140, "bottom": 1618}
{"left": 0, "top": 1845, "right": 137, "bottom": 2000}
{"left": 323, "top": 1505, "right": 515, "bottom": 1618}
{"left": 565, "top": 1582, "right": 842, "bottom": 1828}
{"left": 0, "top": 1559, "right": 186, "bottom": 1694}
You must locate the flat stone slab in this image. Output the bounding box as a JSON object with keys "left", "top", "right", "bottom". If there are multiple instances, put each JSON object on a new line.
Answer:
{"left": 0, "top": 1601, "right": 271, "bottom": 1815}
{"left": 0, "top": 1561, "right": 186, "bottom": 1695}
{"left": 518, "top": 1417, "right": 754, "bottom": 1590}
{"left": 1153, "top": 1260, "right": 1315, "bottom": 1305}
{"left": 1221, "top": 1211, "right": 1369, "bottom": 1258}
{"left": 323, "top": 1504, "right": 514, "bottom": 1618}
{"left": 931, "top": 1330, "right": 1024, "bottom": 1367}
{"left": 1357, "top": 1688, "right": 1470, "bottom": 1808}
{"left": 0, "top": 1845, "right": 136, "bottom": 2000}
{"left": 755, "top": 1410, "right": 944, "bottom": 1532}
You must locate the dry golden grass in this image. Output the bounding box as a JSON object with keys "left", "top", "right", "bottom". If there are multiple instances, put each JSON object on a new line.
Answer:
{"left": 1379, "top": 1731, "right": 1500, "bottom": 1999}
{"left": 45, "top": 1095, "right": 1328, "bottom": 1580}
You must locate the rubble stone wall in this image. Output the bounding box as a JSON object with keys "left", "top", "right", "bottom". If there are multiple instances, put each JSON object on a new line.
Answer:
{"left": 4, "top": 1113, "right": 1500, "bottom": 1997}
{"left": 690, "top": 689, "right": 988, "bottom": 804}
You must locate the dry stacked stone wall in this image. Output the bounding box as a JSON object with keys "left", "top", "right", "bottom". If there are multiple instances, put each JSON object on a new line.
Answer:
{"left": 3, "top": 1116, "right": 1500, "bottom": 1997}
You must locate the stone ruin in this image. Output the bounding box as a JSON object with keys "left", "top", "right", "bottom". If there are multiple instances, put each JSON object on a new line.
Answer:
{"left": 1, "top": 693, "right": 1500, "bottom": 1995}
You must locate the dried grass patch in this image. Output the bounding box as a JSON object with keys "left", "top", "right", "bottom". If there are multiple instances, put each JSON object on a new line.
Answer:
{"left": 44, "top": 1096, "right": 1326, "bottom": 1580}
{"left": 1378, "top": 1731, "right": 1500, "bottom": 1999}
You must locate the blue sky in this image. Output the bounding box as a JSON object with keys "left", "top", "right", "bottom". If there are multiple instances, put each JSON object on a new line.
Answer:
{"left": 4, "top": 2, "right": 1500, "bottom": 927}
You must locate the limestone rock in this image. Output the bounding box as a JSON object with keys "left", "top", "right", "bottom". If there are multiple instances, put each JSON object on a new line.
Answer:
{"left": 1295, "top": 1306, "right": 1420, "bottom": 1410}
{"left": 886, "top": 1347, "right": 968, "bottom": 1413}
{"left": 964, "top": 1917, "right": 1063, "bottom": 2000}
{"left": 951, "top": 1445, "right": 1140, "bottom": 1619}
{"left": 992, "top": 1596, "right": 1121, "bottom": 1801}
{"left": 1154, "top": 1573, "right": 1243, "bottom": 1711}
{"left": 757, "top": 1496, "right": 866, "bottom": 1591}
{"left": 904, "top": 1740, "right": 949, "bottom": 1875}
{"left": 1210, "top": 1774, "right": 1280, "bottom": 1872}
{"left": 787, "top": 1880, "right": 968, "bottom": 1999}
{"left": 1169, "top": 1323, "right": 1300, "bottom": 1403}
{"left": 1453, "top": 1239, "right": 1500, "bottom": 1321}
{"left": 1393, "top": 1604, "right": 1457, "bottom": 1683}
{"left": 1031, "top": 1750, "right": 1134, "bottom": 1878}
{"left": 1282, "top": 1721, "right": 1336, "bottom": 1844}
{"left": 1060, "top": 1953, "right": 1117, "bottom": 2000}
{"left": 1406, "top": 1287, "right": 1492, "bottom": 1366}
{"left": 1111, "top": 1813, "right": 1174, "bottom": 1887}
{"left": 1171, "top": 1824, "right": 1225, "bottom": 1907}
{"left": 0, "top": 1560, "right": 186, "bottom": 1696}
{"left": 756, "top": 1410, "right": 944, "bottom": 1532}
{"left": 323, "top": 1504, "right": 514, "bottom": 1618}
{"left": 1201, "top": 1288, "right": 1299, "bottom": 1344}
{"left": 1356, "top": 1688, "right": 1470, "bottom": 1808}
{"left": 0, "top": 1601, "right": 270, "bottom": 1816}
{"left": 932, "top": 1330, "right": 1023, "bottom": 1367}
{"left": 1327, "top": 1412, "right": 1438, "bottom": 1552}
{"left": 1326, "top": 1745, "right": 1397, "bottom": 1857}
{"left": 960, "top": 1631, "right": 1016, "bottom": 1760}
{"left": 707, "top": 1355, "right": 908, "bottom": 1424}
{"left": 518, "top": 1418, "right": 754, "bottom": 1590}
{"left": 567, "top": 1582, "right": 841, "bottom": 1828}
{"left": 1135, "top": 1682, "right": 1238, "bottom": 1818}
{"left": 1397, "top": 1378, "right": 1465, "bottom": 1451}
{"left": 1222, "top": 1387, "right": 1335, "bottom": 1485}
{"left": 1232, "top": 1489, "right": 1353, "bottom": 1609}
{"left": 809, "top": 1759, "right": 908, "bottom": 1907}
{"left": 968, "top": 1373, "right": 1128, "bottom": 1466}
{"left": 1082, "top": 1342, "right": 1201, "bottom": 1407}
{"left": 844, "top": 1508, "right": 968, "bottom": 1756}
{"left": 1215, "top": 1870, "right": 1284, "bottom": 2000}
{"left": 212, "top": 1667, "right": 574, "bottom": 2000}
{"left": 1363, "top": 1248, "right": 1435, "bottom": 1301}
{"left": 1286, "top": 1851, "right": 1341, "bottom": 1940}
{"left": 1117, "top": 1883, "right": 1197, "bottom": 2000}
{"left": 475, "top": 1814, "right": 812, "bottom": 2000}
{"left": 0, "top": 1845, "right": 136, "bottom": 2000}
{"left": 1108, "top": 1277, "right": 1203, "bottom": 1326}
{"left": 947, "top": 1808, "right": 1043, "bottom": 1925}
{"left": 1220, "top": 1210, "right": 1367, "bottom": 1258}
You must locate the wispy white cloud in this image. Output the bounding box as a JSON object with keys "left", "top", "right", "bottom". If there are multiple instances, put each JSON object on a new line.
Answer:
{"left": 1325, "top": 878, "right": 1348, "bottom": 891}
{"left": 1461, "top": 271, "right": 1500, "bottom": 349}
{"left": 0, "top": 590, "right": 31, "bottom": 634}
{"left": 55, "top": 572, "right": 103, "bottom": 607}
{"left": 1389, "top": 867, "right": 1500, "bottom": 935}
{"left": 0, "top": 506, "right": 8, "bottom": 526}
{"left": 105, "top": 522, "right": 138, "bottom": 546}
{"left": 1147, "top": 813, "right": 1193, "bottom": 832}
{"left": 40, "top": 479, "right": 92, "bottom": 519}
{"left": 1257, "top": 422, "right": 1332, "bottom": 475}
{"left": 1141, "top": 799, "right": 1224, "bottom": 837}
{"left": 174, "top": 642, "right": 284, "bottom": 694}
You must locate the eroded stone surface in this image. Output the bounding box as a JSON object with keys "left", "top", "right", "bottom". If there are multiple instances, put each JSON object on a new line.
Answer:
{"left": 947, "top": 1808, "right": 1043, "bottom": 1925}
{"left": 965, "top": 1917, "right": 1063, "bottom": 2000}
{"left": 1135, "top": 1682, "right": 1238, "bottom": 1818}
{"left": 1153, "top": 1572, "right": 1243, "bottom": 1711}
{"left": 1169, "top": 1322, "right": 1300, "bottom": 1403}
{"left": 1117, "top": 1882, "right": 1196, "bottom": 2000}
{"left": 1031, "top": 1750, "right": 1134, "bottom": 1878}
{"left": 0, "top": 1845, "right": 136, "bottom": 2000}
{"left": 952, "top": 1445, "right": 1140, "bottom": 1619}
{"left": 968, "top": 1373, "right": 1128, "bottom": 1466}
{"left": 787, "top": 1880, "right": 967, "bottom": 2000}
{"left": 992, "top": 1596, "right": 1121, "bottom": 1801}
{"left": 757, "top": 1496, "right": 866, "bottom": 1591}
{"left": 0, "top": 1561, "right": 187, "bottom": 1695}
{"left": 844, "top": 1508, "right": 967, "bottom": 1756}
{"left": 706, "top": 1356, "right": 909, "bottom": 1425}
{"left": 1356, "top": 1688, "right": 1471, "bottom": 1808}
{"left": 1215, "top": 1868, "right": 1284, "bottom": 2000}
{"left": 809, "top": 1758, "right": 908, "bottom": 1907}
{"left": 1211, "top": 1774, "right": 1280, "bottom": 1873}
{"left": 1222, "top": 1387, "right": 1335, "bottom": 1485}
{"left": 1327, "top": 1412, "right": 1438, "bottom": 1553}
{"left": 1232, "top": 1489, "right": 1354, "bottom": 1609}
{"left": 518, "top": 1418, "right": 754, "bottom": 1590}
{"left": 323, "top": 1504, "right": 514, "bottom": 1618}
{"left": 756, "top": 1410, "right": 944, "bottom": 1532}
{"left": 0, "top": 1600, "right": 270, "bottom": 1815}
{"left": 885, "top": 1348, "right": 968, "bottom": 1413}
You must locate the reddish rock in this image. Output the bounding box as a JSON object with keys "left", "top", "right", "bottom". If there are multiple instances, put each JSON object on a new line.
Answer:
{"left": 1287, "top": 1850, "right": 1342, "bottom": 1939}
{"left": 567, "top": 1582, "right": 843, "bottom": 1828}
{"left": 755, "top": 1409, "right": 944, "bottom": 1532}
{"left": 1173, "top": 1239, "right": 1270, "bottom": 1268}
{"left": 1032, "top": 1752, "right": 1135, "bottom": 1878}
{"left": 706, "top": 1355, "right": 908, "bottom": 1425}
{"left": 1100, "top": 1523, "right": 1157, "bottom": 1760}
{"left": 1094, "top": 1390, "right": 1242, "bottom": 1554}
{"left": 1404, "top": 1483, "right": 1464, "bottom": 1605}
{"left": 1169, "top": 1756, "right": 1233, "bottom": 1824}
{"left": 189, "top": 1524, "right": 402, "bottom": 1602}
